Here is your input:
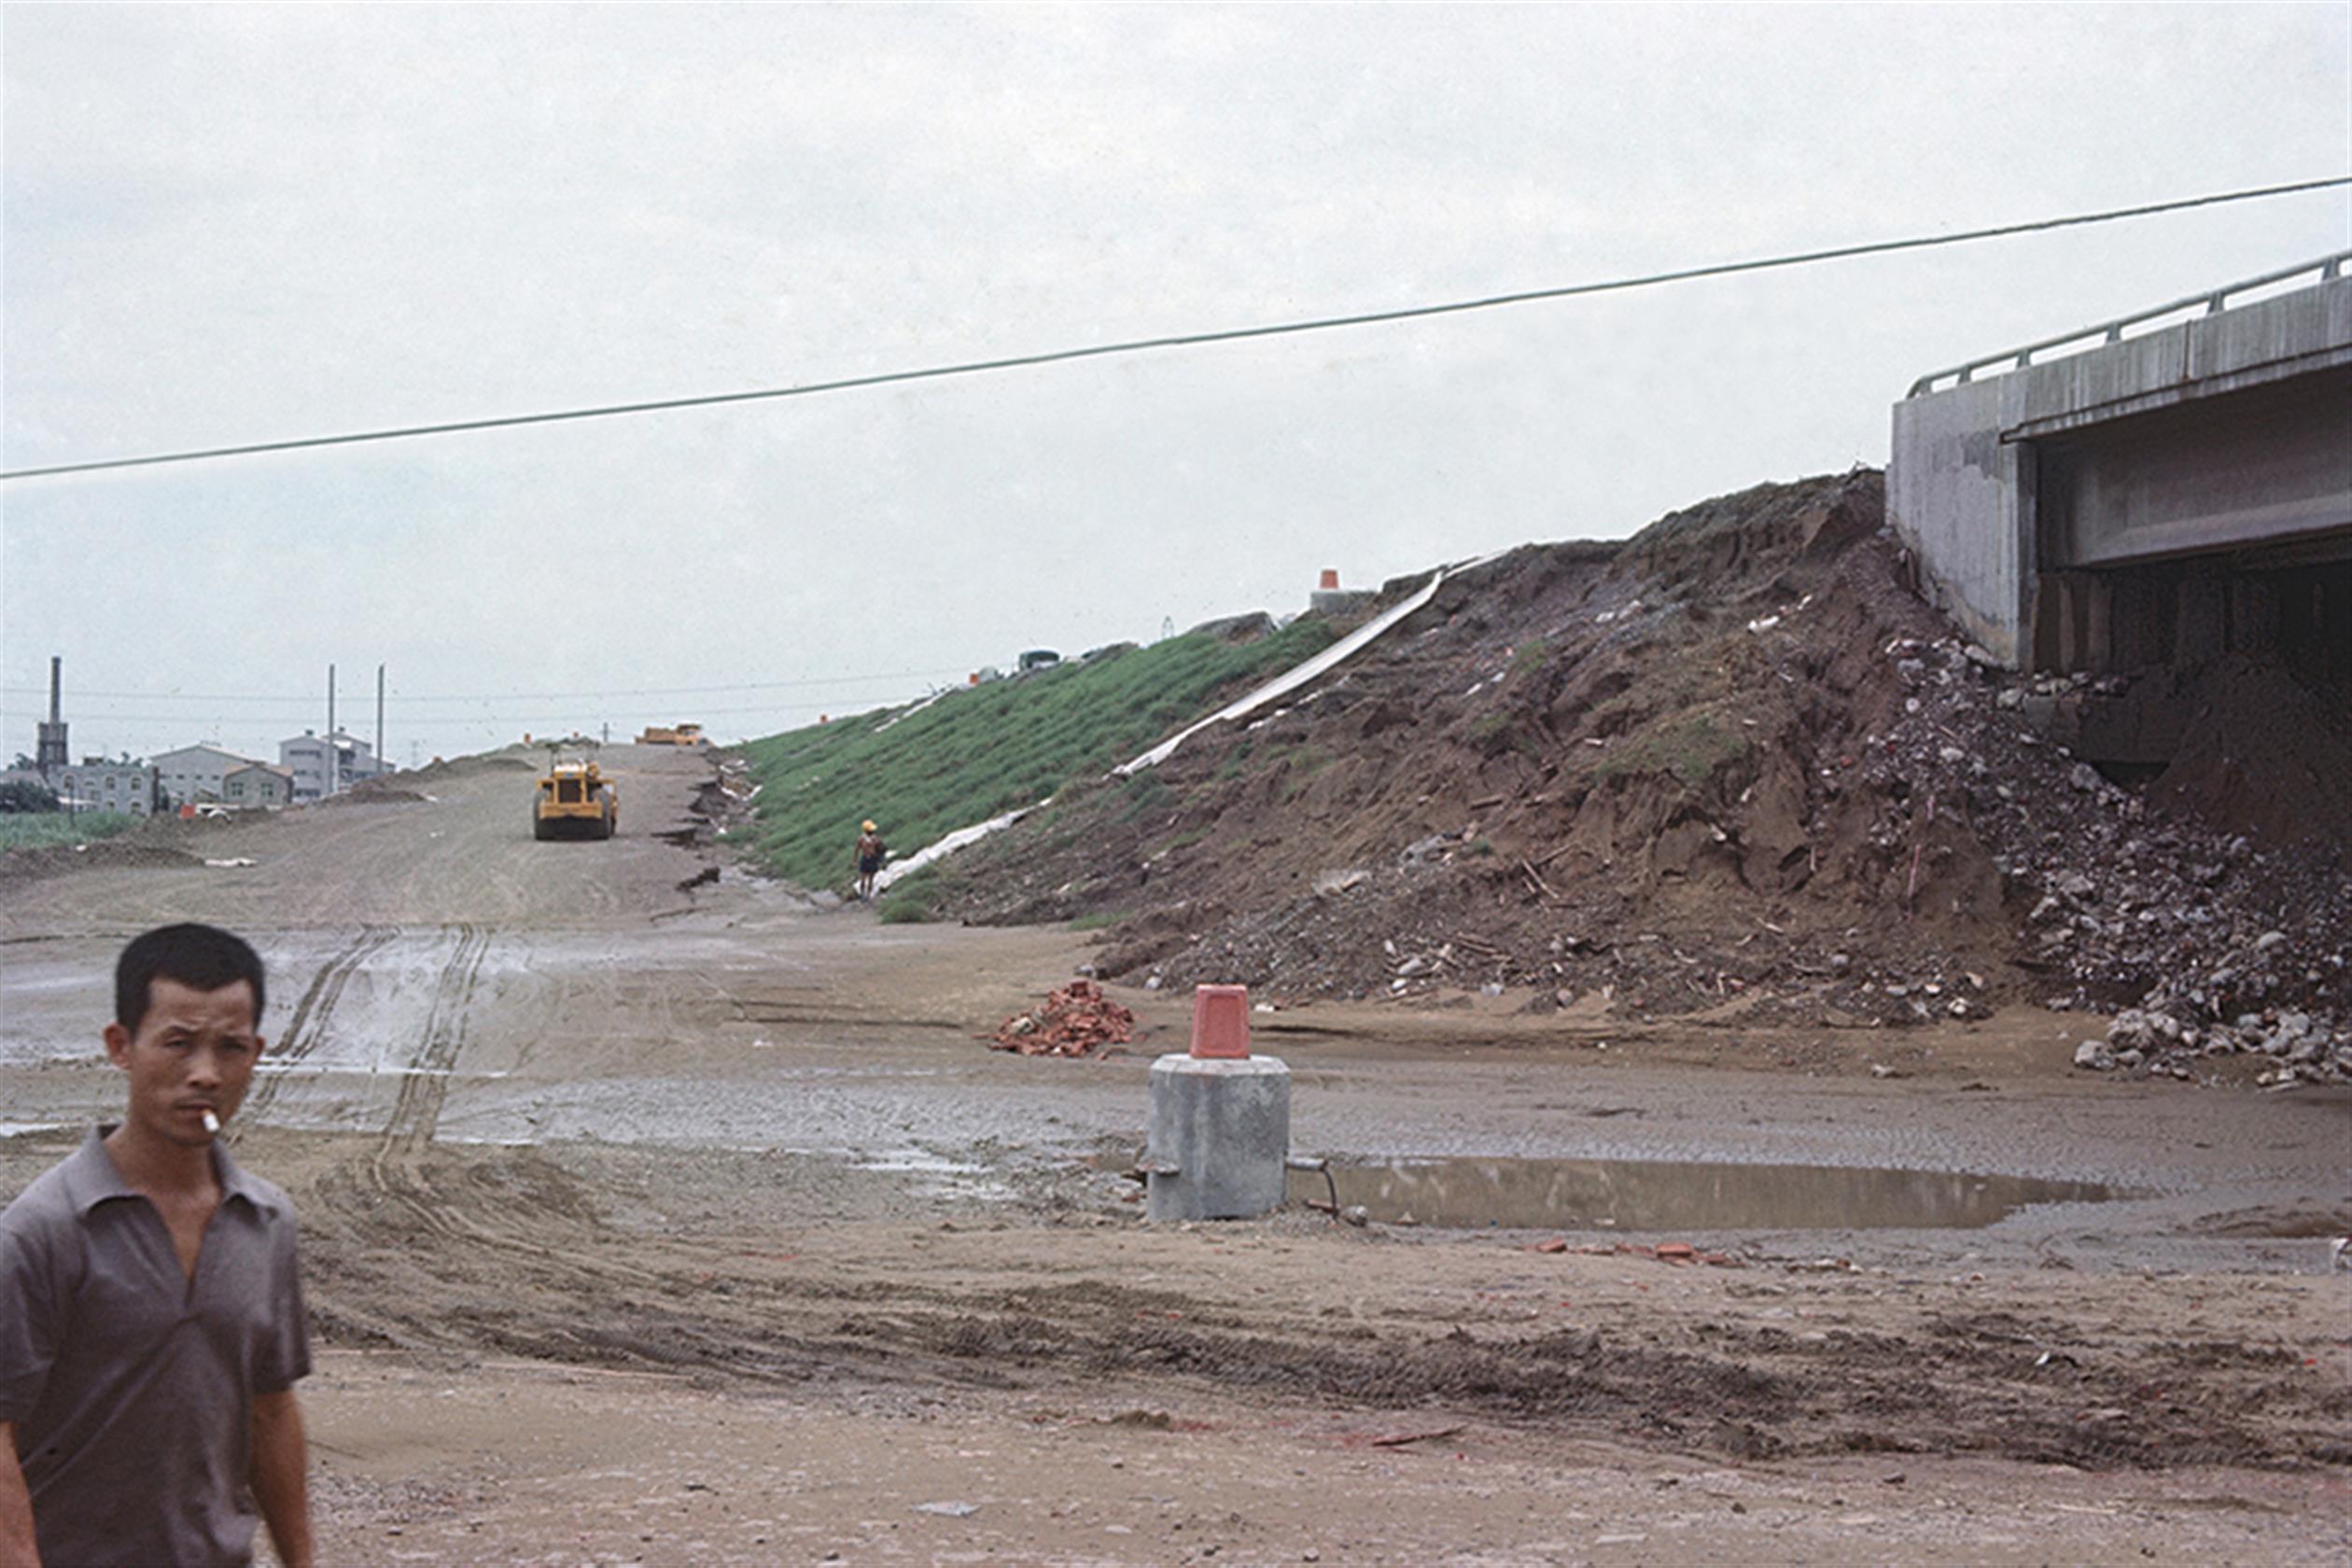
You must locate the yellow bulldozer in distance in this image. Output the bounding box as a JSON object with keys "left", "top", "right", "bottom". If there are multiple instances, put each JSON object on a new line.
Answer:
{"left": 533, "top": 749, "right": 618, "bottom": 841}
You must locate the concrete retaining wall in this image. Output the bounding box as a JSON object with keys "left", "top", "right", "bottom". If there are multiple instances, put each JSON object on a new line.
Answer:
{"left": 1889, "top": 377, "right": 2034, "bottom": 662}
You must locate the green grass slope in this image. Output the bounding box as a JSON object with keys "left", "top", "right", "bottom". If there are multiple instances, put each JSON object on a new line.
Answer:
{"left": 0, "top": 811, "right": 143, "bottom": 850}
{"left": 740, "top": 622, "right": 1337, "bottom": 896}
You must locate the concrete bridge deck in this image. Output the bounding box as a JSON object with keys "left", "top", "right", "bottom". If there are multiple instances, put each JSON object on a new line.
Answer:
{"left": 1888, "top": 254, "right": 2350, "bottom": 674}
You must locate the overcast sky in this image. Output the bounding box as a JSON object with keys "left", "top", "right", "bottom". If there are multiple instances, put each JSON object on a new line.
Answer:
{"left": 4, "top": 3, "right": 2346, "bottom": 768}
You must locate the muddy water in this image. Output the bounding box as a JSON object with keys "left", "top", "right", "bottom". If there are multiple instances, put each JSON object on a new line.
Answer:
{"left": 1294, "top": 1154, "right": 2115, "bottom": 1231}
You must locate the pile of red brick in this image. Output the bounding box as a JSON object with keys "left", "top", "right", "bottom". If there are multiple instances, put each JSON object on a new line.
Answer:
{"left": 987, "top": 979, "right": 1138, "bottom": 1057}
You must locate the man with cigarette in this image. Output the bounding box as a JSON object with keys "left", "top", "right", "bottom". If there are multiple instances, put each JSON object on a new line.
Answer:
{"left": 0, "top": 923, "right": 315, "bottom": 1568}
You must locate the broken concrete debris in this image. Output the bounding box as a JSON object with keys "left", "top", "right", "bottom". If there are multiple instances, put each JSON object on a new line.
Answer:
{"left": 2075, "top": 999, "right": 2352, "bottom": 1085}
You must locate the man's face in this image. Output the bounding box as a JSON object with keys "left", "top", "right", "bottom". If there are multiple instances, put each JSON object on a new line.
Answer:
{"left": 103, "top": 977, "right": 265, "bottom": 1146}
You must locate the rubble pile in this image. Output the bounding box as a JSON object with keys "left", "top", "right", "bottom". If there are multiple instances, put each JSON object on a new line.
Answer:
{"left": 1852, "top": 635, "right": 2350, "bottom": 1081}
{"left": 987, "top": 979, "right": 1138, "bottom": 1057}
{"left": 918, "top": 470, "right": 2350, "bottom": 1086}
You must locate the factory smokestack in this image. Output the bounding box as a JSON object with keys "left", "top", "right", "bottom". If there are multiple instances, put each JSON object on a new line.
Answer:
{"left": 35, "top": 656, "right": 68, "bottom": 774}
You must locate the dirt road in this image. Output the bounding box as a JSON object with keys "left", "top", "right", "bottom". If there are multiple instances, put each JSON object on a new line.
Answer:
{"left": 3, "top": 747, "right": 2347, "bottom": 1564}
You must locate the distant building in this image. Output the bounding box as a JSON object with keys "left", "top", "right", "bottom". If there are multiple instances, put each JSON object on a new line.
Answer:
{"left": 279, "top": 730, "right": 391, "bottom": 802}
{"left": 222, "top": 762, "right": 294, "bottom": 809}
{"left": 151, "top": 744, "right": 259, "bottom": 807}
{"left": 55, "top": 759, "right": 159, "bottom": 816}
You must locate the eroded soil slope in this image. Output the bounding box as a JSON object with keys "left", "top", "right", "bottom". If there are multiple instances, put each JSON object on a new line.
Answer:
{"left": 918, "top": 472, "right": 2352, "bottom": 1081}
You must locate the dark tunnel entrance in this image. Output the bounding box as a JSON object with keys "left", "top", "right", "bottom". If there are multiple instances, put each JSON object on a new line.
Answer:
{"left": 2025, "top": 553, "right": 2352, "bottom": 838}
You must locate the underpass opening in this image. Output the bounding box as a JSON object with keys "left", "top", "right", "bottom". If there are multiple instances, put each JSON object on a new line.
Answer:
{"left": 2021, "top": 359, "right": 2352, "bottom": 792}
{"left": 2026, "top": 551, "right": 2352, "bottom": 843}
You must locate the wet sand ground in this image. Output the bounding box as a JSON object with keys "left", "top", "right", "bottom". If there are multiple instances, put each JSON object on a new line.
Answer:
{"left": 3, "top": 747, "right": 2347, "bottom": 1564}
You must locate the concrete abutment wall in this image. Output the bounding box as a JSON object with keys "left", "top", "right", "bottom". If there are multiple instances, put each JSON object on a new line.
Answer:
{"left": 1889, "top": 265, "right": 2352, "bottom": 679}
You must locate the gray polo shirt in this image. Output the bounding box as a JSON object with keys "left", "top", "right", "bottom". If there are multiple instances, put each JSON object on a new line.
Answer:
{"left": 0, "top": 1126, "right": 311, "bottom": 1568}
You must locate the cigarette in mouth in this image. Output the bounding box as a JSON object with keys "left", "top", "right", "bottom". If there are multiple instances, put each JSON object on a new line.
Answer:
{"left": 201, "top": 1109, "right": 221, "bottom": 1136}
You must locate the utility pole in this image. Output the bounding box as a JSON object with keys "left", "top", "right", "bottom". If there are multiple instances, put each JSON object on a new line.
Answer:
{"left": 376, "top": 664, "right": 385, "bottom": 772}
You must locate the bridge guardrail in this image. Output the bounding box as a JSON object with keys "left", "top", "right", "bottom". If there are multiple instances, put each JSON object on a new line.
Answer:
{"left": 1905, "top": 250, "right": 2350, "bottom": 398}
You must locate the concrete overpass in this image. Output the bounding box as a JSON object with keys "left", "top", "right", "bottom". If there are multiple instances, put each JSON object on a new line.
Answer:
{"left": 1888, "top": 253, "right": 2351, "bottom": 679}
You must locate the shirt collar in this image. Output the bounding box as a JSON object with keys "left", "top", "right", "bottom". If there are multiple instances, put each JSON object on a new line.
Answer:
{"left": 62, "top": 1124, "right": 280, "bottom": 1216}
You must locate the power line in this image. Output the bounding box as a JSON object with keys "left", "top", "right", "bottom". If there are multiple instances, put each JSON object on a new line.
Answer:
{"left": 2, "top": 699, "right": 897, "bottom": 725}
{"left": 5, "top": 175, "right": 2343, "bottom": 483}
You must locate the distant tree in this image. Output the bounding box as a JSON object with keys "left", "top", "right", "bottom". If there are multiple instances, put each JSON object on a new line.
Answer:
{"left": 0, "top": 779, "right": 61, "bottom": 814}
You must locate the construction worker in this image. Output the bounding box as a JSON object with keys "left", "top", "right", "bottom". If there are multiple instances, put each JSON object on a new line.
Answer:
{"left": 853, "top": 820, "right": 887, "bottom": 902}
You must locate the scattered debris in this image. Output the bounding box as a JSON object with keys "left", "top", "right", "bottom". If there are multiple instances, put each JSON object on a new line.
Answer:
{"left": 890, "top": 469, "right": 2347, "bottom": 1088}
{"left": 1533, "top": 1239, "right": 1744, "bottom": 1268}
{"left": 986, "top": 979, "right": 1138, "bottom": 1057}
{"left": 1368, "top": 1425, "right": 1465, "bottom": 1448}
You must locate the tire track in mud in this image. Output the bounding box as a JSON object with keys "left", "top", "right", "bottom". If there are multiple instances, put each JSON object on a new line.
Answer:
{"left": 379, "top": 922, "right": 492, "bottom": 1154}
{"left": 247, "top": 924, "right": 398, "bottom": 1117}
{"left": 801, "top": 1281, "right": 2352, "bottom": 1471}
{"left": 350, "top": 925, "right": 523, "bottom": 1280}
{"left": 293, "top": 1193, "right": 2352, "bottom": 1472}
{"left": 321, "top": 925, "right": 689, "bottom": 1324}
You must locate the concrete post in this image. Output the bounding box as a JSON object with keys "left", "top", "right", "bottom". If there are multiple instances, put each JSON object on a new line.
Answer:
{"left": 1144, "top": 985, "right": 1292, "bottom": 1222}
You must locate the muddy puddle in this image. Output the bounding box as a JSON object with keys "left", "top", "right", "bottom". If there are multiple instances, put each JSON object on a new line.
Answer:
{"left": 1294, "top": 1155, "right": 2117, "bottom": 1231}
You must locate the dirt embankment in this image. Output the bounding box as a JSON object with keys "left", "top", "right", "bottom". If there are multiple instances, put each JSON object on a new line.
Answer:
{"left": 914, "top": 472, "right": 2352, "bottom": 1084}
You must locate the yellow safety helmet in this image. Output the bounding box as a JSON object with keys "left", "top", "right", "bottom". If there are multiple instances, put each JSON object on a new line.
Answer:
{"left": 861, "top": 820, "right": 877, "bottom": 833}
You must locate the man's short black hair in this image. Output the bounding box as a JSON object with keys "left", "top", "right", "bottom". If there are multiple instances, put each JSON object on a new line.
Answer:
{"left": 114, "top": 923, "right": 267, "bottom": 1033}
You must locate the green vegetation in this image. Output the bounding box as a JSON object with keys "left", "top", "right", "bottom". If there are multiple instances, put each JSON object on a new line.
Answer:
{"left": 1280, "top": 748, "right": 1335, "bottom": 803}
{"left": 1155, "top": 823, "right": 1211, "bottom": 856}
{"left": 1468, "top": 710, "right": 1515, "bottom": 743}
{"left": 741, "top": 622, "right": 1337, "bottom": 891}
{"left": 876, "top": 867, "right": 942, "bottom": 923}
{"left": 1589, "top": 708, "right": 1751, "bottom": 790}
{"left": 0, "top": 779, "right": 63, "bottom": 813}
{"left": 1117, "top": 770, "right": 1171, "bottom": 822}
{"left": 0, "top": 811, "right": 142, "bottom": 851}
{"left": 1511, "top": 637, "right": 1548, "bottom": 677}
{"left": 1467, "top": 708, "right": 1544, "bottom": 762}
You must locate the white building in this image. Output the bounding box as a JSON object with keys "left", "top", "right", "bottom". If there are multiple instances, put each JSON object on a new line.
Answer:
{"left": 151, "top": 744, "right": 259, "bottom": 807}
{"left": 4, "top": 762, "right": 159, "bottom": 816}
{"left": 54, "top": 759, "right": 160, "bottom": 816}
{"left": 279, "top": 731, "right": 392, "bottom": 802}
{"left": 222, "top": 762, "right": 295, "bottom": 808}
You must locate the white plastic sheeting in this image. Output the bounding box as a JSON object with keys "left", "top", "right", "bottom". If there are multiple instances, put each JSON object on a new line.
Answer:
{"left": 870, "top": 553, "right": 1497, "bottom": 892}
{"left": 1115, "top": 556, "right": 1491, "bottom": 774}
{"left": 872, "top": 803, "right": 1035, "bottom": 891}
